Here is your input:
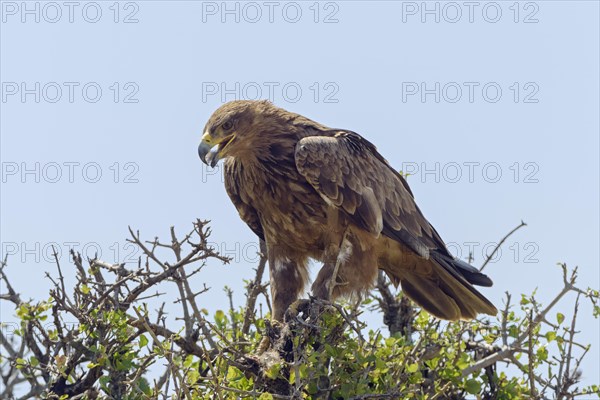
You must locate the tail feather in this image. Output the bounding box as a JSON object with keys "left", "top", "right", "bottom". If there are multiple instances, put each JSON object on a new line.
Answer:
{"left": 401, "top": 275, "right": 462, "bottom": 320}
{"left": 390, "top": 253, "right": 497, "bottom": 321}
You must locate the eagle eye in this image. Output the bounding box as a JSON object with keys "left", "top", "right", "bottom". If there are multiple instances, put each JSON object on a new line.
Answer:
{"left": 221, "top": 121, "right": 233, "bottom": 131}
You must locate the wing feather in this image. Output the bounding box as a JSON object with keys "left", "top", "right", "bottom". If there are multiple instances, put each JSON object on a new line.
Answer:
{"left": 294, "top": 131, "right": 496, "bottom": 319}
{"left": 295, "top": 131, "right": 443, "bottom": 258}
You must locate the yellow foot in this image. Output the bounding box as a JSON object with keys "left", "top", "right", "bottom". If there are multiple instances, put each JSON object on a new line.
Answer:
{"left": 284, "top": 299, "right": 311, "bottom": 322}
{"left": 256, "top": 335, "right": 271, "bottom": 354}
{"left": 256, "top": 319, "right": 283, "bottom": 354}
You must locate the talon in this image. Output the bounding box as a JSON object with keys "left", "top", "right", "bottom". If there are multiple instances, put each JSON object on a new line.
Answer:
{"left": 256, "top": 335, "right": 271, "bottom": 354}
{"left": 257, "top": 319, "right": 282, "bottom": 354}
{"left": 284, "top": 299, "right": 311, "bottom": 322}
{"left": 270, "top": 319, "right": 283, "bottom": 330}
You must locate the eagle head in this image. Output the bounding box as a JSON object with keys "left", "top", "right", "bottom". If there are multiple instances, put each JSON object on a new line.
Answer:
{"left": 198, "top": 100, "right": 276, "bottom": 167}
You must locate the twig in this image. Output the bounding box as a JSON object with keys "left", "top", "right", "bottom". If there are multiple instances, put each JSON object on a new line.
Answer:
{"left": 480, "top": 220, "right": 527, "bottom": 272}
{"left": 242, "top": 240, "right": 268, "bottom": 335}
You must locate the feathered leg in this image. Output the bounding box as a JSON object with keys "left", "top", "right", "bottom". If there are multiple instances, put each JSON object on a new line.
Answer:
{"left": 312, "top": 230, "right": 379, "bottom": 300}
{"left": 268, "top": 250, "right": 309, "bottom": 321}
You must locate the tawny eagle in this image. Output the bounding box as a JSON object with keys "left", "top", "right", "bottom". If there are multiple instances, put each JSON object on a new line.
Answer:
{"left": 198, "top": 100, "right": 497, "bottom": 321}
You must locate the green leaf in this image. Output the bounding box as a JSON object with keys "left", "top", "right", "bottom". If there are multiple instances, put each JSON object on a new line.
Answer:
{"left": 80, "top": 284, "right": 90, "bottom": 295}
{"left": 556, "top": 313, "right": 565, "bottom": 325}
{"left": 16, "top": 304, "right": 29, "bottom": 319}
{"left": 215, "top": 310, "right": 226, "bottom": 327}
{"left": 15, "top": 358, "right": 26, "bottom": 369}
{"left": 187, "top": 368, "right": 200, "bottom": 384}
{"left": 265, "top": 363, "right": 282, "bottom": 379}
{"left": 464, "top": 378, "right": 482, "bottom": 395}
{"left": 456, "top": 352, "right": 471, "bottom": 370}
{"left": 183, "top": 354, "right": 194, "bottom": 368}
{"left": 48, "top": 329, "right": 58, "bottom": 341}
{"left": 139, "top": 334, "right": 149, "bottom": 348}
{"left": 137, "top": 377, "right": 153, "bottom": 396}
{"left": 406, "top": 363, "right": 419, "bottom": 373}
{"left": 537, "top": 346, "right": 548, "bottom": 362}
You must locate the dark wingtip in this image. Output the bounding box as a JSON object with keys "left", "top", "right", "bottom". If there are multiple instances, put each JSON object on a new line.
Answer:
{"left": 466, "top": 273, "right": 494, "bottom": 287}
{"left": 451, "top": 257, "right": 494, "bottom": 287}
{"left": 432, "top": 251, "right": 494, "bottom": 287}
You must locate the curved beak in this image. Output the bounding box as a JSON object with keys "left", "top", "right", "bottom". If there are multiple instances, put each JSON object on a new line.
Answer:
{"left": 198, "top": 132, "right": 221, "bottom": 167}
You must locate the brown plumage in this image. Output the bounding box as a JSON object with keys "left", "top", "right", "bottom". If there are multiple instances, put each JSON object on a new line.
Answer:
{"left": 198, "top": 100, "right": 497, "bottom": 321}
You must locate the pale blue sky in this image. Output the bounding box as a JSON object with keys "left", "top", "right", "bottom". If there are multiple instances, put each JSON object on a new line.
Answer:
{"left": 1, "top": 0, "right": 599, "bottom": 390}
